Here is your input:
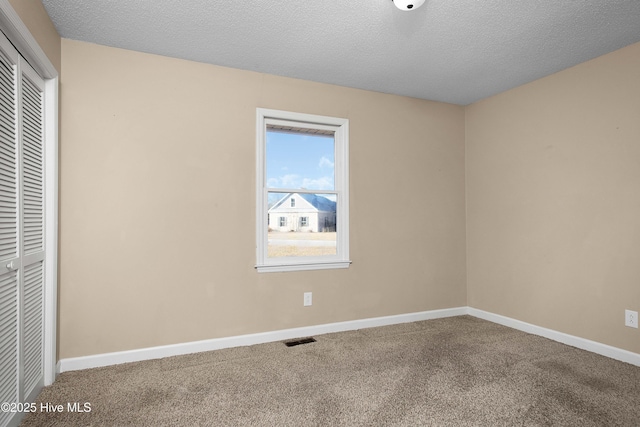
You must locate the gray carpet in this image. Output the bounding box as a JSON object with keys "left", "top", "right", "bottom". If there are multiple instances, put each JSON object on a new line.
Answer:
{"left": 21, "top": 316, "right": 640, "bottom": 426}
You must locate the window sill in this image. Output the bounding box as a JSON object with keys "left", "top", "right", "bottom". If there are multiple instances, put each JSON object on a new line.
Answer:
{"left": 256, "top": 260, "right": 351, "bottom": 273}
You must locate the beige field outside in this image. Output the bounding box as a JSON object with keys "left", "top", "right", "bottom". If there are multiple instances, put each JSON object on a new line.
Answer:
{"left": 268, "top": 232, "right": 337, "bottom": 257}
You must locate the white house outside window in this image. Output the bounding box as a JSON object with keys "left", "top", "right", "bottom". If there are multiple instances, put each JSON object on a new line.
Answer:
{"left": 256, "top": 108, "right": 350, "bottom": 272}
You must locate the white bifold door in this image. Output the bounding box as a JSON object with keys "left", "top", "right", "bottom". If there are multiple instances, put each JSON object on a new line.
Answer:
{"left": 0, "top": 30, "right": 46, "bottom": 427}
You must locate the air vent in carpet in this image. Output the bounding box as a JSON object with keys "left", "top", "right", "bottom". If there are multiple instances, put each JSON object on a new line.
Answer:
{"left": 284, "top": 337, "right": 316, "bottom": 347}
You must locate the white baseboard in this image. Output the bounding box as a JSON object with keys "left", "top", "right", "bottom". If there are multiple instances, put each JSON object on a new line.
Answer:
{"left": 58, "top": 306, "right": 639, "bottom": 373}
{"left": 468, "top": 307, "right": 640, "bottom": 367}
{"left": 58, "top": 306, "right": 467, "bottom": 373}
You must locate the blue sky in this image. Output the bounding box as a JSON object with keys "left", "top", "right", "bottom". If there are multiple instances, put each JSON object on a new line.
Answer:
{"left": 266, "top": 130, "right": 335, "bottom": 191}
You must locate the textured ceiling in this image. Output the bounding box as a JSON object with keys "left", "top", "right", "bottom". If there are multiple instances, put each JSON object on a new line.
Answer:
{"left": 42, "top": 0, "right": 640, "bottom": 105}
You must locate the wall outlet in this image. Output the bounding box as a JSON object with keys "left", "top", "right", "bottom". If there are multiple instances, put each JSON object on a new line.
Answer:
{"left": 303, "top": 292, "right": 312, "bottom": 307}
{"left": 625, "top": 310, "right": 638, "bottom": 328}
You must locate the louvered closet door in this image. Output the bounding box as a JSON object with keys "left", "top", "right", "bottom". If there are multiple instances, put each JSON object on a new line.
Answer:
{"left": 0, "top": 33, "right": 19, "bottom": 427}
{"left": 19, "top": 54, "right": 45, "bottom": 406}
{"left": 0, "top": 31, "right": 45, "bottom": 427}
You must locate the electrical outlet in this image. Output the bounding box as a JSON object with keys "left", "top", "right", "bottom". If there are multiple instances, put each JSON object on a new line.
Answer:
{"left": 625, "top": 310, "right": 638, "bottom": 328}
{"left": 303, "top": 292, "right": 312, "bottom": 307}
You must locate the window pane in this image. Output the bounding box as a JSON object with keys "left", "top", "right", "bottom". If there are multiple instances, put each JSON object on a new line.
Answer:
{"left": 266, "top": 130, "right": 335, "bottom": 191}
{"left": 267, "top": 192, "right": 337, "bottom": 257}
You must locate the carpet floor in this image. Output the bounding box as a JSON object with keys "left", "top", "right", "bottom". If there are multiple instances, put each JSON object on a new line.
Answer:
{"left": 21, "top": 316, "right": 640, "bottom": 426}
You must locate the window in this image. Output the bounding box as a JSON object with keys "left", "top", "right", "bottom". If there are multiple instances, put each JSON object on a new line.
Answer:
{"left": 256, "top": 108, "right": 350, "bottom": 272}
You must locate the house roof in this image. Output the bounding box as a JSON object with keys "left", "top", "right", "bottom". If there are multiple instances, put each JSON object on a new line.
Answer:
{"left": 41, "top": 1, "right": 640, "bottom": 105}
{"left": 269, "top": 193, "right": 336, "bottom": 213}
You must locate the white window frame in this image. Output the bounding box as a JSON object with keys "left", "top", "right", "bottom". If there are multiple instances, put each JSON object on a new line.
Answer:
{"left": 256, "top": 108, "right": 350, "bottom": 273}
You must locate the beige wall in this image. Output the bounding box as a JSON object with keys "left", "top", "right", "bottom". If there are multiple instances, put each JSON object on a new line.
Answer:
{"left": 54, "top": 17, "right": 640, "bottom": 360}
{"left": 59, "top": 39, "right": 467, "bottom": 359}
{"left": 8, "top": 0, "right": 60, "bottom": 73}
{"left": 466, "top": 41, "right": 640, "bottom": 354}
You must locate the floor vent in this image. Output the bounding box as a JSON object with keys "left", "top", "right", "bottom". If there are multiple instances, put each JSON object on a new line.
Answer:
{"left": 284, "top": 337, "right": 316, "bottom": 347}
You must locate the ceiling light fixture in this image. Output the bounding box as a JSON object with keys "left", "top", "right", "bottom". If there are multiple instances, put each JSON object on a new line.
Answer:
{"left": 392, "top": 0, "right": 425, "bottom": 11}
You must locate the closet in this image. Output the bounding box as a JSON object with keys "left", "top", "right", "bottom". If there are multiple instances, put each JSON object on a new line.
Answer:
{"left": 0, "top": 30, "right": 45, "bottom": 427}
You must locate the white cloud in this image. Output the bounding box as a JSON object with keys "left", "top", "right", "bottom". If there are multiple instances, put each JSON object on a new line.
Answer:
{"left": 302, "top": 176, "right": 334, "bottom": 191}
{"left": 318, "top": 156, "right": 334, "bottom": 169}
{"left": 267, "top": 174, "right": 299, "bottom": 188}
{"left": 267, "top": 177, "right": 280, "bottom": 188}
{"left": 280, "top": 174, "right": 300, "bottom": 188}
{"left": 268, "top": 174, "right": 334, "bottom": 191}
